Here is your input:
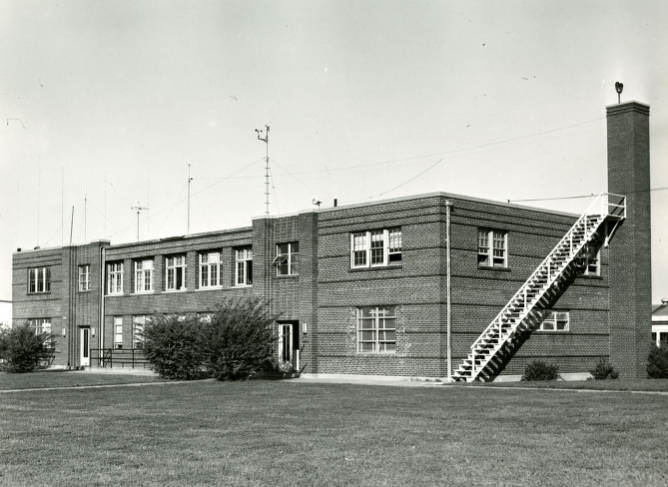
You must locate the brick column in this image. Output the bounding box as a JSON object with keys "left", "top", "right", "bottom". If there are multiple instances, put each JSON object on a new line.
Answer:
{"left": 606, "top": 101, "right": 651, "bottom": 378}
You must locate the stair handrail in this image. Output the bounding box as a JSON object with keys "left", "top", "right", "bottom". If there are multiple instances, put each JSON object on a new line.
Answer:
{"left": 467, "top": 192, "right": 625, "bottom": 379}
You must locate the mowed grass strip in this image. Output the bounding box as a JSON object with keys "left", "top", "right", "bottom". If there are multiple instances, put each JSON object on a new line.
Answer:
{"left": 481, "top": 378, "right": 668, "bottom": 392}
{"left": 0, "top": 371, "right": 165, "bottom": 391}
{"left": 1, "top": 381, "right": 668, "bottom": 486}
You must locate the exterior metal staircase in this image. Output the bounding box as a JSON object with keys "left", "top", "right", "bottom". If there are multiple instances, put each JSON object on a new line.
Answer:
{"left": 452, "top": 193, "right": 626, "bottom": 382}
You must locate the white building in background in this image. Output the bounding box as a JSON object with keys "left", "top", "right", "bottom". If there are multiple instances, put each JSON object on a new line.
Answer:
{"left": 0, "top": 299, "right": 11, "bottom": 330}
{"left": 652, "top": 299, "right": 668, "bottom": 348}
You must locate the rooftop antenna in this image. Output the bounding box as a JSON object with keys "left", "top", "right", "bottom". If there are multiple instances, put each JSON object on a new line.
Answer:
{"left": 84, "top": 193, "right": 87, "bottom": 242}
{"left": 186, "top": 163, "right": 193, "bottom": 235}
{"left": 615, "top": 81, "right": 624, "bottom": 104}
{"left": 130, "top": 202, "right": 149, "bottom": 241}
{"left": 255, "top": 124, "right": 270, "bottom": 216}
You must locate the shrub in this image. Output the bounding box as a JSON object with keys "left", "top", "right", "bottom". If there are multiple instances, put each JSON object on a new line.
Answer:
{"left": 143, "top": 316, "right": 208, "bottom": 380}
{"left": 647, "top": 345, "right": 668, "bottom": 378}
{"left": 589, "top": 358, "right": 619, "bottom": 380}
{"left": 521, "top": 360, "right": 559, "bottom": 381}
{"left": 202, "top": 297, "right": 277, "bottom": 380}
{"left": 0, "top": 323, "right": 55, "bottom": 373}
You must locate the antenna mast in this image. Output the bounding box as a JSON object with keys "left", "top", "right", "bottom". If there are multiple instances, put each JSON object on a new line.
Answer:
{"left": 187, "top": 163, "right": 193, "bottom": 235}
{"left": 130, "top": 202, "right": 149, "bottom": 241}
{"left": 255, "top": 124, "right": 270, "bottom": 216}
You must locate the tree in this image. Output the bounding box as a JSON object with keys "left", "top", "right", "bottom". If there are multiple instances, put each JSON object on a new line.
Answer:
{"left": 0, "top": 323, "right": 55, "bottom": 373}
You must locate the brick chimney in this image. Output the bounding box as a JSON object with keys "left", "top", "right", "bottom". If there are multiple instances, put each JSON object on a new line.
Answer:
{"left": 606, "top": 101, "right": 651, "bottom": 378}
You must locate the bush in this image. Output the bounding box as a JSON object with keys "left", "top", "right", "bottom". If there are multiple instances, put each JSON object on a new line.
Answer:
{"left": 647, "top": 345, "right": 668, "bottom": 378}
{"left": 143, "top": 316, "right": 208, "bottom": 380}
{"left": 521, "top": 360, "right": 559, "bottom": 381}
{"left": 202, "top": 297, "right": 277, "bottom": 380}
{"left": 0, "top": 323, "right": 55, "bottom": 373}
{"left": 589, "top": 358, "right": 619, "bottom": 380}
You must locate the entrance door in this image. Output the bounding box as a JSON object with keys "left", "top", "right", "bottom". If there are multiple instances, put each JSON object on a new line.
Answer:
{"left": 277, "top": 323, "right": 294, "bottom": 364}
{"left": 80, "top": 328, "right": 90, "bottom": 367}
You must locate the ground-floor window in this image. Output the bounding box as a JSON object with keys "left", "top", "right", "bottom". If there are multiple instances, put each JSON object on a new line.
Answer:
{"left": 113, "top": 317, "right": 123, "bottom": 349}
{"left": 539, "top": 310, "right": 570, "bottom": 331}
{"left": 133, "top": 316, "right": 149, "bottom": 349}
{"left": 357, "top": 306, "right": 396, "bottom": 353}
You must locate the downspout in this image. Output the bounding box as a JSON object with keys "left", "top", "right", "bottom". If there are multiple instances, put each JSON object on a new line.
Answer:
{"left": 445, "top": 200, "right": 452, "bottom": 380}
{"left": 99, "top": 247, "right": 106, "bottom": 353}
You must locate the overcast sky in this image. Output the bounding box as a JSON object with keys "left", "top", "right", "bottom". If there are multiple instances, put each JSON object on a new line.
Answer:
{"left": 1, "top": 0, "right": 666, "bottom": 302}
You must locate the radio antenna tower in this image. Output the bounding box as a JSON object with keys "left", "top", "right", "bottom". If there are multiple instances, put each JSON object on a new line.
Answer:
{"left": 254, "top": 124, "right": 270, "bottom": 216}
{"left": 186, "top": 162, "right": 193, "bottom": 235}
{"left": 130, "top": 202, "right": 149, "bottom": 241}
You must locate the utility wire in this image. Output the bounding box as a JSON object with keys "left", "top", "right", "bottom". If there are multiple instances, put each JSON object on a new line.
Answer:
{"left": 370, "top": 158, "right": 444, "bottom": 199}
{"left": 507, "top": 186, "right": 668, "bottom": 204}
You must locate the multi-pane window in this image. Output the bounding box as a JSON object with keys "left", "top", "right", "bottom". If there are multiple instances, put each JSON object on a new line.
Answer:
{"left": 478, "top": 229, "right": 508, "bottom": 267}
{"left": 27, "top": 267, "right": 51, "bottom": 294}
{"left": 29, "top": 318, "right": 53, "bottom": 347}
{"left": 350, "top": 228, "right": 402, "bottom": 268}
{"left": 78, "top": 265, "right": 90, "bottom": 292}
{"left": 539, "top": 310, "right": 570, "bottom": 332}
{"left": 134, "top": 259, "right": 154, "bottom": 293}
{"left": 106, "top": 262, "right": 123, "bottom": 295}
{"left": 113, "top": 317, "right": 123, "bottom": 349}
{"left": 357, "top": 306, "right": 397, "bottom": 353}
{"left": 582, "top": 250, "right": 601, "bottom": 276}
{"left": 235, "top": 247, "right": 253, "bottom": 286}
{"left": 132, "top": 316, "right": 148, "bottom": 349}
{"left": 275, "top": 242, "right": 299, "bottom": 276}
{"left": 199, "top": 251, "right": 222, "bottom": 288}
{"left": 165, "top": 255, "right": 187, "bottom": 291}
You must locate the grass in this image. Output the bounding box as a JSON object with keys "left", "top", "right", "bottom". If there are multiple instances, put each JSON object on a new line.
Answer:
{"left": 483, "top": 378, "right": 668, "bottom": 392}
{"left": 0, "top": 370, "right": 166, "bottom": 390}
{"left": 1, "top": 379, "right": 668, "bottom": 486}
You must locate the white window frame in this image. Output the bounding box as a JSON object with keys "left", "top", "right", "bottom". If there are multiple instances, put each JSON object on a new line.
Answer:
{"left": 275, "top": 242, "right": 299, "bottom": 276}
{"left": 113, "top": 316, "right": 123, "bottom": 349}
{"left": 350, "top": 228, "right": 402, "bottom": 269}
{"left": 478, "top": 229, "right": 508, "bottom": 268}
{"left": 134, "top": 259, "right": 154, "bottom": 293}
{"left": 199, "top": 251, "right": 222, "bottom": 289}
{"left": 165, "top": 255, "right": 187, "bottom": 291}
{"left": 539, "top": 310, "right": 570, "bottom": 332}
{"left": 29, "top": 318, "right": 52, "bottom": 335}
{"left": 106, "top": 262, "right": 124, "bottom": 295}
{"left": 28, "top": 267, "right": 51, "bottom": 294}
{"left": 132, "top": 315, "right": 148, "bottom": 349}
{"left": 78, "top": 265, "right": 91, "bottom": 292}
{"left": 583, "top": 250, "right": 601, "bottom": 276}
{"left": 356, "top": 306, "right": 397, "bottom": 353}
{"left": 235, "top": 248, "right": 253, "bottom": 286}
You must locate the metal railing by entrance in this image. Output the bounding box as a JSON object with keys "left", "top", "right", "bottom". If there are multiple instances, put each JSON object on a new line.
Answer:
{"left": 90, "top": 348, "right": 151, "bottom": 369}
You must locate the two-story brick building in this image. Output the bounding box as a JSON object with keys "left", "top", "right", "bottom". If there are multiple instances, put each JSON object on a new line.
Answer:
{"left": 12, "top": 101, "right": 652, "bottom": 380}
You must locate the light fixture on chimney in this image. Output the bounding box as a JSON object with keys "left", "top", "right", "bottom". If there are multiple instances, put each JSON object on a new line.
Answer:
{"left": 615, "top": 81, "right": 624, "bottom": 104}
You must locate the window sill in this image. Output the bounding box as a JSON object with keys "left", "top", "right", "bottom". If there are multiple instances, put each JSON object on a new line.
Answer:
{"left": 78, "top": 290, "right": 91, "bottom": 293}
{"left": 275, "top": 274, "right": 299, "bottom": 279}
{"left": 536, "top": 330, "right": 570, "bottom": 333}
{"left": 477, "top": 265, "right": 511, "bottom": 272}
{"left": 133, "top": 290, "right": 154, "bottom": 295}
{"left": 356, "top": 351, "right": 397, "bottom": 355}
{"left": 106, "top": 293, "right": 124, "bottom": 297}
{"left": 349, "top": 264, "right": 402, "bottom": 272}
{"left": 27, "top": 292, "right": 52, "bottom": 296}
{"left": 164, "top": 289, "right": 188, "bottom": 293}
{"left": 233, "top": 284, "right": 253, "bottom": 288}
{"left": 196, "top": 286, "right": 223, "bottom": 291}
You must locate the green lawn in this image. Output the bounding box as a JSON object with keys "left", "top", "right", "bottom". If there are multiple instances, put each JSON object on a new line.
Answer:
{"left": 1, "top": 380, "right": 667, "bottom": 486}
{"left": 0, "top": 370, "right": 165, "bottom": 390}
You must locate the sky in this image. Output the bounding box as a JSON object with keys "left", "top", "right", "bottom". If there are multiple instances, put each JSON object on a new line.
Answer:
{"left": 0, "top": 0, "right": 666, "bottom": 302}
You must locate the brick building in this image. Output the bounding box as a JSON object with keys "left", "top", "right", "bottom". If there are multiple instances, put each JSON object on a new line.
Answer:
{"left": 12, "top": 101, "right": 652, "bottom": 380}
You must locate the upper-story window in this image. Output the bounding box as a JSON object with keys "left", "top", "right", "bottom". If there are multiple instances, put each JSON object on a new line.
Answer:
{"left": 478, "top": 229, "right": 508, "bottom": 268}
{"left": 275, "top": 242, "right": 299, "bottom": 276}
{"left": 539, "top": 310, "right": 570, "bottom": 332}
{"left": 165, "top": 255, "right": 187, "bottom": 291}
{"left": 134, "top": 259, "right": 154, "bottom": 293}
{"left": 106, "top": 262, "right": 123, "bottom": 295}
{"left": 235, "top": 247, "right": 253, "bottom": 286}
{"left": 78, "top": 265, "right": 90, "bottom": 292}
{"left": 350, "top": 228, "right": 402, "bottom": 269}
{"left": 28, "top": 267, "right": 51, "bottom": 294}
{"left": 582, "top": 250, "right": 600, "bottom": 277}
{"left": 199, "top": 251, "right": 222, "bottom": 288}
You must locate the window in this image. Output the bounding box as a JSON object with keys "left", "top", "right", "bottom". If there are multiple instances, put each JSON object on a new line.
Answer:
{"left": 29, "top": 318, "right": 53, "bottom": 347}
{"left": 539, "top": 310, "right": 570, "bottom": 332}
{"left": 107, "top": 262, "right": 123, "bottom": 295}
{"left": 478, "top": 229, "right": 508, "bottom": 267}
{"left": 350, "top": 228, "right": 402, "bottom": 268}
{"left": 165, "top": 255, "right": 187, "bottom": 291}
{"left": 27, "top": 267, "right": 51, "bottom": 293}
{"left": 357, "top": 306, "right": 396, "bottom": 353}
{"left": 113, "top": 317, "right": 123, "bottom": 349}
{"left": 198, "top": 313, "right": 214, "bottom": 324}
{"left": 235, "top": 247, "right": 253, "bottom": 286}
{"left": 78, "top": 265, "right": 91, "bottom": 292}
{"left": 132, "top": 316, "right": 148, "bottom": 349}
{"left": 275, "top": 242, "right": 299, "bottom": 276}
{"left": 134, "top": 259, "right": 154, "bottom": 293}
{"left": 199, "top": 251, "right": 222, "bottom": 288}
{"left": 582, "top": 250, "right": 600, "bottom": 276}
